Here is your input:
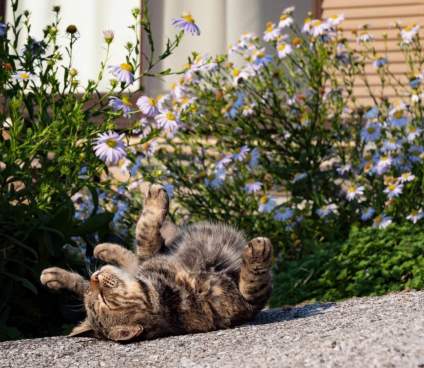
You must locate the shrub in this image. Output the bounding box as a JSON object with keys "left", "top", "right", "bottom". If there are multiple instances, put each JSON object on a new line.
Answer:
{"left": 270, "top": 223, "right": 424, "bottom": 306}
{"left": 0, "top": 0, "right": 189, "bottom": 339}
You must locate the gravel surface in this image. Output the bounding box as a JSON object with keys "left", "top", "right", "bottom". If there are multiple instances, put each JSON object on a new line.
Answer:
{"left": 1, "top": 290, "right": 423, "bottom": 368}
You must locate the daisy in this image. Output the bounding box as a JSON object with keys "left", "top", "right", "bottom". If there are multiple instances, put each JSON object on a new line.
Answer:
{"left": 400, "top": 24, "right": 420, "bottom": 44}
{"left": 234, "top": 145, "right": 250, "bottom": 161}
{"left": 277, "top": 42, "right": 293, "bottom": 58}
{"left": 326, "top": 14, "right": 344, "bottom": 27}
{"left": 109, "top": 96, "right": 132, "bottom": 118}
{"left": 263, "top": 22, "right": 281, "bottom": 42}
{"left": 345, "top": 185, "right": 365, "bottom": 201}
{"left": 155, "top": 110, "right": 180, "bottom": 134}
{"left": 336, "top": 164, "right": 351, "bottom": 175}
{"left": 172, "top": 12, "right": 200, "bottom": 35}
{"left": 93, "top": 131, "right": 127, "bottom": 165}
{"left": 406, "top": 210, "right": 424, "bottom": 224}
{"left": 244, "top": 181, "right": 263, "bottom": 193}
{"left": 398, "top": 172, "right": 415, "bottom": 183}
{"left": 374, "top": 155, "right": 392, "bottom": 175}
{"left": 306, "top": 19, "right": 328, "bottom": 37}
{"left": 249, "top": 148, "right": 260, "bottom": 169}
{"left": 372, "top": 214, "right": 392, "bottom": 229}
{"left": 361, "top": 207, "right": 375, "bottom": 221}
{"left": 365, "top": 106, "right": 379, "bottom": 120}
{"left": 357, "top": 32, "right": 374, "bottom": 43}
{"left": 361, "top": 122, "right": 381, "bottom": 142}
{"left": 384, "top": 183, "right": 403, "bottom": 198}
{"left": 274, "top": 207, "right": 294, "bottom": 222}
{"left": 216, "top": 154, "right": 233, "bottom": 170}
{"left": 381, "top": 139, "right": 401, "bottom": 153}
{"left": 136, "top": 96, "right": 158, "bottom": 117}
{"left": 316, "top": 204, "right": 338, "bottom": 218}
{"left": 278, "top": 14, "right": 294, "bottom": 29}
{"left": 292, "top": 172, "right": 307, "bottom": 183}
{"left": 406, "top": 125, "right": 422, "bottom": 142}
{"left": 258, "top": 196, "right": 277, "bottom": 213}
{"left": 373, "top": 57, "right": 388, "bottom": 69}
{"left": 389, "top": 107, "right": 409, "bottom": 128}
{"left": 408, "top": 145, "right": 424, "bottom": 163}
{"left": 12, "top": 71, "right": 35, "bottom": 83}
{"left": 109, "top": 63, "right": 134, "bottom": 85}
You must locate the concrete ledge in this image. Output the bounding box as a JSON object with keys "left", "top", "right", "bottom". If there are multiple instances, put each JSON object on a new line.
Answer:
{"left": 1, "top": 291, "right": 423, "bottom": 368}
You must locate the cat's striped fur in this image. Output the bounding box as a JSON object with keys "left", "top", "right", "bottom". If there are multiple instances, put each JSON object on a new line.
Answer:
{"left": 40, "top": 184, "right": 273, "bottom": 341}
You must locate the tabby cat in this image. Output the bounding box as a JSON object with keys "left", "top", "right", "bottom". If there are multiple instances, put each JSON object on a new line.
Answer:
{"left": 40, "top": 183, "right": 273, "bottom": 341}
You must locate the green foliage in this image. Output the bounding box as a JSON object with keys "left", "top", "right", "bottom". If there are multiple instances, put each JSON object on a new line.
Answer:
{"left": 270, "top": 223, "right": 424, "bottom": 306}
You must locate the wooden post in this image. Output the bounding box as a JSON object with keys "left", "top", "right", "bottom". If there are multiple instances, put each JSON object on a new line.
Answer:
{"left": 313, "top": 0, "right": 323, "bottom": 18}
{"left": 0, "top": 0, "right": 6, "bottom": 21}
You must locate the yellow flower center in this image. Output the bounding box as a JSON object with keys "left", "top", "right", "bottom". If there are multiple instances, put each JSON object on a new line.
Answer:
{"left": 260, "top": 195, "right": 268, "bottom": 204}
{"left": 292, "top": 37, "right": 302, "bottom": 47}
{"left": 374, "top": 215, "right": 382, "bottom": 224}
{"left": 277, "top": 43, "right": 287, "bottom": 51}
{"left": 166, "top": 111, "right": 176, "bottom": 121}
{"left": 367, "top": 126, "right": 375, "bottom": 134}
{"left": 347, "top": 186, "right": 356, "bottom": 193}
{"left": 120, "top": 63, "right": 133, "bottom": 72}
{"left": 311, "top": 20, "right": 322, "bottom": 27}
{"left": 148, "top": 97, "right": 156, "bottom": 106}
{"left": 280, "top": 14, "right": 289, "bottom": 21}
{"left": 404, "top": 24, "right": 416, "bottom": 32}
{"left": 106, "top": 139, "right": 118, "bottom": 148}
{"left": 20, "top": 72, "right": 30, "bottom": 80}
{"left": 388, "top": 184, "right": 396, "bottom": 191}
{"left": 232, "top": 68, "right": 240, "bottom": 77}
{"left": 394, "top": 110, "right": 404, "bottom": 119}
{"left": 266, "top": 22, "right": 274, "bottom": 32}
{"left": 121, "top": 96, "right": 131, "bottom": 106}
{"left": 410, "top": 210, "right": 418, "bottom": 216}
{"left": 330, "top": 15, "right": 339, "bottom": 20}
{"left": 182, "top": 13, "right": 195, "bottom": 24}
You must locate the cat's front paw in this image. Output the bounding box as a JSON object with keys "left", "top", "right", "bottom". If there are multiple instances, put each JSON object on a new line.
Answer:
{"left": 243, "top": 237, "right": 273, "bottom": 268}
{"left": 141, "top": 183, "right": 169, "bottom": 212}
{"left": 40, "top": 267, "right": 71, "bottom": 290}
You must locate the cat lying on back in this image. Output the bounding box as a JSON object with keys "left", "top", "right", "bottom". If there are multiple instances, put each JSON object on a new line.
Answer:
{"left": 40, "top": 183, "right": 273, "bottom": 341}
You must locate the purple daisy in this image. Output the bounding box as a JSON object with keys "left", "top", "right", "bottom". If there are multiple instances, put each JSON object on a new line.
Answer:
{"left": 109, "top": 96, "right": 132, "bottom": 118}
{"left": 172, "top": 12, "right": 200, "bottom": 35}
{"left": 93, "top": 131, "right": 127, "bottom": 165}
{"left": 244, "top": 181, "right": 263, "bottom": 193}
{"left": 136, "top": 96, "right": 158, "bottom": 117}
{"left": 109, "top": 63, "right": 134, "bottom": 85}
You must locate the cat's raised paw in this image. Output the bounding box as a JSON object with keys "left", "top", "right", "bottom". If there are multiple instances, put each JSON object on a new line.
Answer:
{"left": 243, "top": 237, "right": 273, "bottom": 267}
{"left": 40, "top": 267, "right": 71, "bottom": 290}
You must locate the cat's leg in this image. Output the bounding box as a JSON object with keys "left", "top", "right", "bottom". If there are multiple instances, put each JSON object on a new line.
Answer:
{"left": 40, "top": 267, "right": 88, "bottom": 297}
{"left": 94, "top": 243, "right": 139, "bottom": 274}
{"left": 135, "top": 183, "right": 169, "bottom": 260}
{"left": 239, "top": 237, "right": 273, "bottom": 311}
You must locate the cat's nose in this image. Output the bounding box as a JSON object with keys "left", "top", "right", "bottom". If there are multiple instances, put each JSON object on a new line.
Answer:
{"left": 91, "top": 271, "right": 100, "bottom": 283}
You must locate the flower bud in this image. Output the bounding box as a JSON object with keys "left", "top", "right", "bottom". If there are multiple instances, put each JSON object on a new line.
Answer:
{"left": 103, "top": 30, "right": 114, "bottom": 44}
{"left": 53, "top": 6, "right": 61, "bottom": 13}
{"left": 66, "top": 25, "right": 78, "bottom": 35}
{"left": 69, "top": 68, "right": 78, "bottom": 77}
{"left": 131, "top": 7, "right": 141, "bottom": 18}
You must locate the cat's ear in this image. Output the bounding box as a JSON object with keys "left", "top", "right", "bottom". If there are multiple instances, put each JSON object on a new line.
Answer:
{"left": 69, "top": 319, "right": 93, "bottom": 337}
{"left": 108, "top": 325, "right": 143, "bottom": 341}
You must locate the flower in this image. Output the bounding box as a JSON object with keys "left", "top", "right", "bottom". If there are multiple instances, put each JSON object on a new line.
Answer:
{"left": 345, "top": 185, "right": 365, "bottom": 201}
{"left": 372, "top": 214, "right": 392, "bottom": 229}
{"left": 384, "top": 182, "right": 403, "bottom": 198}
{"left": 278, "top": 14, "right": 293, "bottom": 29}
{"left": 172, "top": 12, "right": 200, "bottom": 35}
{"left": 263, "top": 22, "right": 281, "bottom": 42}
{"left": 244, "top": 181, "right": 263, "bottom": 193}
{"left": 389, "top": 107, "right": 409, "bottom": 128}
{"left": 361, "top": 122, "right": 381, "bottom": 142}
{"left": 303, "top": 19, "right": 328, "bottom": 37}
{"left": 316, "top": 204, "right": 338, "bottom": 218}
{"left": 93, "top": 131, "right": 127, "bottom": 165}
{"left": 406, "top": 125, "right": 422, "bottom": 142}
{"left": 205, "top": 167, "right": 226, "bottom": 189}
{"left": 0, "top": 23, "right": 6, "bottom": 37}
{"left": 406, "top": 210, "right": 424, "bottom": 223}
{"left": 234, "top": 145, "right": 250, "bottom": 161}
{"left": 249, "top": 148, "right": 260, "bottom": 169}
{"left": 274, "top": 207, "right": 294, "bottom": 222}
{"left": 155, "top": 110, "right": 179, "bottom": 134}
{"left": 381, "top": 139, "right": 401, "bottom": 153}
{"left": 109, "top": 63, "right": 134, "bottom": 85}
{"left": 258, "top": 196, "right": 277, "bottom": 213}
{"left": 336, "top": 164, "right": 351, "bottom": 175}
{"left": 136, "top": 96, "right": 158, "bottom": 117}
{"left": 326, "top": 14, "right": 344, "bottom": 27}
{"left": 365, "top": 107, "right": 379, "bottom": 120}
{"left": 216, "top": 154, "right": 233, "bottom": 170}
{"left": 109, "top": 96, "right": 132, "bottom": 118}
{"left": 12, "top": 71, "right": 35, "bottom": 83}
{"left": 277, "top": 42, "right": 293, "bottom": 58}
{"left": 373, "top": 57, "right": 388, "bottom": 69}
{"left": 374, "top": 155, "right": 392, "bottom": 175}
{"left": 103, "top": 30, "right": 114, "bottom": 44}
{"left": 357, "top": 31, "right": 374, "bottom": 43}
{"left": 292, "top": 172, "right": 307, "bottom": 183}
{"left": 361, "top": 207, "right": 375, "bottom": 221}
{"left": 398, "top": 172, "right": 415, "bottom": 183}
{"left": 400, "top": 24, "right": 420, "bottom": 44}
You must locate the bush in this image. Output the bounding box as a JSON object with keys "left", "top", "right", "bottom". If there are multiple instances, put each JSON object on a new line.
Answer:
{"left": 270, "top": 223, "right": 424, "bottom": 306}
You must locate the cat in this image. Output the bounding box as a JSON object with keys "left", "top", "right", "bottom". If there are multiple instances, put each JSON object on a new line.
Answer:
{"left": 40, "top": 183, "right": 273, "bottom": 341}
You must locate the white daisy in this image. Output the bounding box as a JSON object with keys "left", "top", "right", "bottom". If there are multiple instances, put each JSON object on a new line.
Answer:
{"left": 93, "top": 131, "right": 127, "bottom": 165}
{"left": 316, "top": 204, "right": 338, "bottom": 218}
{"left": 155, "top": 111, "right": 180, "bottom": 134}
{"left": 345, "top": 185, "right": 365, "bottom": 201}
{"left": 278, "top": 14, "right": 294, "bottom": 29}
{"left": 12, "top": 71, "right": 35, "bottom": 83}
{"left": 372, "top": 214, "right": 392, "bottom": 229}
{"left": 406, "top": 210, "right": 424, "bottom": 224}
{"left": 384, "top": 183, "right": 403, "bottom": 199}
{"left": 263, "top": 22, "right": 281, "bottom": 42}
{"left": 109, "top": 63, "right": 134, "bottom": 85}
{"left": 401, "top": 24, "right": 420, "bottom": 44}
{"left": 136, "top": 96, "right": 158, "bottom": 117}
{"left": 258, "top": 196, "right": 277, "bottom": 213}
{"left": 277, "top": 42, "right": 293, "bottom": 58}
{"left": 361, "top": 207, "right": 375, "bottom": 221}
{"left": 398, "top": 172, "right": 415, "bottom": 183}
{"left": 326, "top": 14, "right": 344, "bottom": 27}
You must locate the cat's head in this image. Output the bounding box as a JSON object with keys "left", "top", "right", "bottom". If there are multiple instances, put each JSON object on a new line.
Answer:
{"left": 70, "top": 265, "right": 156, "bottom": 341}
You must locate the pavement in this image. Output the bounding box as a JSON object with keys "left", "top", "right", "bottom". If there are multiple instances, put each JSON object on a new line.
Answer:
{"left": 0, "top": 290, "right": 423, "bottom": 368}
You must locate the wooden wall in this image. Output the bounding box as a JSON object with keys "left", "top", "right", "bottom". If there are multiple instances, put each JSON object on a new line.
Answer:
{"left": 322, "top": 0, "right": 424, "bottom": 104}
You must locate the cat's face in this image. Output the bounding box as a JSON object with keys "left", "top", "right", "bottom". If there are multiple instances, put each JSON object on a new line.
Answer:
{"left": 71, "top": 265, "right": 153, "bottom": 341}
